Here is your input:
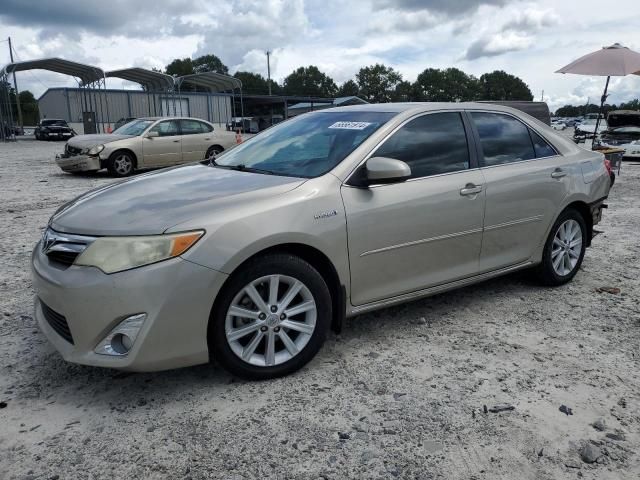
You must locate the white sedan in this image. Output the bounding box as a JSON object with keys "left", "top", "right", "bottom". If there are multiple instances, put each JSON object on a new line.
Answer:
{"left": 56, "top": 117, "right": 238, "bottom": 177}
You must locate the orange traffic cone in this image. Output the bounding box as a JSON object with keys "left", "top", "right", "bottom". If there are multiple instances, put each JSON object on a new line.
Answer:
{"left": 106, "top": 125, "right": 113, "bottom": 133}
{"left": 235, "top": 130, "right": 243, "bottom": 144}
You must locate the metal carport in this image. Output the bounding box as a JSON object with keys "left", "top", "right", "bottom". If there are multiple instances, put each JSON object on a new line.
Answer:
{"left": 0, "top": 57, "right": 108, "bottom": 140}
{"left": 106, "top": 67, "right": 175, "bottom": 117}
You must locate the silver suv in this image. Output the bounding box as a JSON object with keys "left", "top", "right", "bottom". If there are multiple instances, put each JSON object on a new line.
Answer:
{"left": 32, "top": 103, "right": 610, "bottom": 379}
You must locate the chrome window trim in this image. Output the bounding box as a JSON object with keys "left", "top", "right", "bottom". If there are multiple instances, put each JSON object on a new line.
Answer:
{"left": 343, "top": 109, "right": 473, "bottom": 186}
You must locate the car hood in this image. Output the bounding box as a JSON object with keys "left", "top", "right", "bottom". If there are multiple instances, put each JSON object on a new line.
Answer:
{"left": 67, "top": 134, "right": 135, "bottom": 149}
{"left": 50, "top": 164, "right": 306, "bottom": 236}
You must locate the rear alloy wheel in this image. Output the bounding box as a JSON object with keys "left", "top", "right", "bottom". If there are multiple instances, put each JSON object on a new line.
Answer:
{"left": 108, "top": 152, "right": 134, "bottom": 177}
{"left": 210, "top": 254, "right": 331, "bottom": 379}
{"left": 536, "top": 209, "right": 586, "bottom": 286}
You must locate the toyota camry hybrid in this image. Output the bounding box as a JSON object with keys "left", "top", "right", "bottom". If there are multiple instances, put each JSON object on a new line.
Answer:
{"left": 32, "top": 103, "right": 610, "bottom": 379}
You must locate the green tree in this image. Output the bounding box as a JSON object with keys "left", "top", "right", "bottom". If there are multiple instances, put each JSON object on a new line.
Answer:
{"left": 336, "top": 79, "right": 359, "bottom": 97}
{"left": 165, "top": 57, "right": 194, "bottom": 77}
{"left": 283, "top": 66, "right": 338, "bottom": 97}
{"left": 414, "top": 68, "right": 479, "bottom": 102}
{"left": 233, "top": 71, "right": 282, "bottom": 95}
{"left": 392, "top": 80, "right": 415, "bottom": 102}
{"left": 165, "top": 54, "right": 229, "bottom": 76}
{"left": 478, "top": 70, "right": 533, "bottom": 101}
{"left": 19, "top": 90, "right": 39, "bottom": 125}
{"left": 193, "top": 54, "right": 229, "bottom": 75}
{"left": 356, "top": 64, "right": 403, "bottom": 103}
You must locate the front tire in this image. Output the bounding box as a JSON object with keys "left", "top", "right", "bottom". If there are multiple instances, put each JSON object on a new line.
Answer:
{"left": 209, "top": 254, "right": 332, "bottom": 380}
{"left": 107, "top": 151, "right": 135, "bottom": 177}
{"left": 536, "top": 208, "right": 587, "bottom": 286}
{"left": 205, "top": 145, "right": 223, "bottom": 161}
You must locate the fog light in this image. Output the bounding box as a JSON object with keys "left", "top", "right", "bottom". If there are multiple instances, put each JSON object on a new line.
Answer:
{"left": 94, "top": 313, "right": 146, "bottom": 356}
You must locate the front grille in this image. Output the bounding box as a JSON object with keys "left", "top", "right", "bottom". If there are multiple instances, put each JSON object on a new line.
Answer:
{"left": 41, "top": 228, "right": 93, "bottom": 268}
{"left": 65, "top": 144, "right": 83, "bottom": 156}
{"left": 40, "top": 300, "right": 74, "bottom": 344}
{"left": 47, "top": 250, "right": 80, "bottom": 266}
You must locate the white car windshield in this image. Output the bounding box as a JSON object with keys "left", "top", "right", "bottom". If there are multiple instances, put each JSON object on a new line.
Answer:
{"left": 214, "top": 111, "right": 396, "bottom": 178}
{"left": 113, "top": 119, "right": 155, "bottom": 136}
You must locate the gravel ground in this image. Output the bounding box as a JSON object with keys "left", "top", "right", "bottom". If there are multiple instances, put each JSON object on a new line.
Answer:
{"left": 1, "top": 139, "right": 639, "bottom": 480}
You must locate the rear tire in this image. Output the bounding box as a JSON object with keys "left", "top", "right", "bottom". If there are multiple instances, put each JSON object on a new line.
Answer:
{"left": 209, "top": 254, "right": 332, "bottom": 380}
{"left": 107, "top": 151, "right": 135, "bottom": 177}
{"left": 535, "top": 208, "right": 587, "bottom": 286}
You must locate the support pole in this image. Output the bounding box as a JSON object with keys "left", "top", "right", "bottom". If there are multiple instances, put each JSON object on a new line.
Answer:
{"left": 8, "top": 37, "right": 23, "bottom": 131}
{"left": 102, "top": 74, "right": 111, "bottom": 131}
{"left": 592, "top": 76, "right": 609, "bottom": 150}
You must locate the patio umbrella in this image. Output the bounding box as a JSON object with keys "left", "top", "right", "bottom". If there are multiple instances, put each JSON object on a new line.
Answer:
{"left": 556, "top": 43, "right": 640, "bottom": 146}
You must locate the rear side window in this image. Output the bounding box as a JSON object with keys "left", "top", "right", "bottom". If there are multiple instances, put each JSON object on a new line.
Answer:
{"left": 374, "top": 112, "right": 470, "bottom": 179}
{"left": 471, "top": 112, "right": 535, "bottom": 166}
{"left": 529, "top": 129, "right": 557, "bottom": 157}
{"left": 180, "top": 120, "right": 207, "bottom": 135}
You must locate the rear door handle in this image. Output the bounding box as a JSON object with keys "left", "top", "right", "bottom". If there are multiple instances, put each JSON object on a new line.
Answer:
{"left": 460, "top": 184, "right": 483, "bottom": 196}
{"left": 551, "top": 168, "right": 567, "bottom": 179}
{"left": 172, "top": 140, "right": 180, "bottom": 143}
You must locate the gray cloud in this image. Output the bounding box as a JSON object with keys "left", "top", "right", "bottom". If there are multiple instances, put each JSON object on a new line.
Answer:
{"left": 501, "top": 8, "right": 559, "bottom": 32}
{"left": 464, "top": 31, "right": 532, "bottom": 60}
{"left": 0, "top": 0, "right": 189, "bottom": 38}
{"left": 373, "top": 0, "right": 513, "bottom": 16}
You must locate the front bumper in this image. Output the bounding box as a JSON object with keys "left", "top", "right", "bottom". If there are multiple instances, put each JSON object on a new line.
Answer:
{"left": 55, "top": 154, "right": 101, "bottom": 172}
{"left": 31, "top": 241, "right": 228, "bottom": 371}
{"left": 42, "top": 131, "right": 74, "bottom": 139}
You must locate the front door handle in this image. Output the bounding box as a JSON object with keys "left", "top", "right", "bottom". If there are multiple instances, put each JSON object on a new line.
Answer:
{"left": 460, "top": 183, "right": 483, "bottom": 196}
{"left": 172, "top": 140, "right": 180, "bottom": 143}
{"left": 551, "top": 168, "right": 567, "bottom": 179}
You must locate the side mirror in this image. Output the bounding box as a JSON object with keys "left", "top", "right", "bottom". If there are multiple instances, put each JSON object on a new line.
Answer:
{"left": 361, "top": 156, "right": 411, "bottom": 186}
{"left": 145, "top": 130, "right": 159, "bottom": 138}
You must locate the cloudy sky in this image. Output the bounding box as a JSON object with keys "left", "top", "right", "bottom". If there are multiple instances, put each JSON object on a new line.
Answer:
{"left": 1, "top": 0, "right": 639, "bottom": 110}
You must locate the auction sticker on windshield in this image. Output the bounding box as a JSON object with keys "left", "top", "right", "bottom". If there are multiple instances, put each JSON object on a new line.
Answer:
{"left": 328, "top": 121, "right": 372, "bottom": 130}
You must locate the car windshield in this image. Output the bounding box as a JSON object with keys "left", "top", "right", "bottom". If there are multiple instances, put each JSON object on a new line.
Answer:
{"left": 113, "top": 119, "right": 155, "bottom": 136}
{"left": 42, "top": 120, "right": 67, "bottom": 126}
{"left": 214, "top": 111, "right": 396, "bottom": 178}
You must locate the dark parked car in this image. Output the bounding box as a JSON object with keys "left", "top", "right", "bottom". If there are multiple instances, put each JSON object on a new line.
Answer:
{"left": 34, "top": 119, "right": 76, "bottom": 141}
{"left": 599, "top": 110, "right": 640, "bottom": 160}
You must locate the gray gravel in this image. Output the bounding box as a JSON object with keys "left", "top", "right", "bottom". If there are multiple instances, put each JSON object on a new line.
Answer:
{"left": 1, "top": 139, "right": 639, "bottom": 479}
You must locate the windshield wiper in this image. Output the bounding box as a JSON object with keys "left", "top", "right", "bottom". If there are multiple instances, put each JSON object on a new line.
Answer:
{"left": 216, "top": 163, "right": 277, "bottom": 175}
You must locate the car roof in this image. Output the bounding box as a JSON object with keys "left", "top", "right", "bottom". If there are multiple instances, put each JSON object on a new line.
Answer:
{"left": 327, "top": 102, "right": 536, "bottom": 115}
{"left": 136, "top": 116, "right": 212, "bottom": 121}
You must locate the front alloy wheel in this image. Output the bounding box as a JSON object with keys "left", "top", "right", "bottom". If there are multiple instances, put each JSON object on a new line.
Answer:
{"left": 226, "top": 275, "right": 317, "bottom": 367}
{"left": 210, "top": 254, "right": 331, "bottom": 379}
{"left": 108, "top": 152, "right": 134, "bottom": 177}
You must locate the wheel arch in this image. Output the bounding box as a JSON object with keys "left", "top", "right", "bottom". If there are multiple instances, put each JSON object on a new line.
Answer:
{"left": 209, "top": 242, "right": 346, "bottom": 335}
{"left": 562, "top": 200, "right": 593, "bottom": 247}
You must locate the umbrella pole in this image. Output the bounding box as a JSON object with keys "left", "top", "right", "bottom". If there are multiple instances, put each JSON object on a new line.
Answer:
{"left": 592, "top": 75, "right": 610, "bottom": 149}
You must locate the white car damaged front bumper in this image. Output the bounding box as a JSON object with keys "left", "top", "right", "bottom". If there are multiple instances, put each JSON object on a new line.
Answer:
{"left": 55, "top": 153, "right": 102, "bottom": 172}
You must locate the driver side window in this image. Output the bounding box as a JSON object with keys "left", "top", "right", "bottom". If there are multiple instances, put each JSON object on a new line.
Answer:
{"left": 149, "top": 120, "right": 180, "bottom": 137}
{"left": 374, "top": 112, "right": 470, "bottom": 179}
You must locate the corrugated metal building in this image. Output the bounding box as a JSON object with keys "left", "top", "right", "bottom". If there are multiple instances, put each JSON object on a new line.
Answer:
{"left": 38, "top": 87, "right": 234, "bottom": 133}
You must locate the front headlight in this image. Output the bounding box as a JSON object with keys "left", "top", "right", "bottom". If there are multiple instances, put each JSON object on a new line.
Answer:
{"left": 74, "top": 230, "right": 204, "bottom": 274}
{"left": 88, "top": 144, "right": 105, "bottom": 156}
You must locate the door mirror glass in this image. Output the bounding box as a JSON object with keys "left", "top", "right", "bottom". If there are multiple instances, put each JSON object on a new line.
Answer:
{"left": 365, "top": 157, "right": 411, "bottom": 185}
{"left": 145, "top": 130, "right": 159, "bottom": 138}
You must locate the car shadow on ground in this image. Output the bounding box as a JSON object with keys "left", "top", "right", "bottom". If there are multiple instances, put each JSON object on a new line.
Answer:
{"left": 17, "top": 268, "right": 541, "bottom": 409}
